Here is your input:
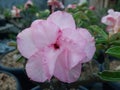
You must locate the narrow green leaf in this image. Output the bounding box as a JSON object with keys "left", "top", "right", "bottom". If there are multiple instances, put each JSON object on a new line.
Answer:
{"left": 98, "top": 70, "right": 120, "bottom": 81}
{"left": 16, "top": 56, "right": 25, "bottom": 62}
{"left": 89, "top": 25, "right": 108, "bottom": 39}
{"left": 106, "top": 46, "right": 120, "bottom": 58}
{"left": 96, "top": 38, "right": 107, "bottom": 44}
{"left": 110, "top": 40, "right": 120, "bottom": 46}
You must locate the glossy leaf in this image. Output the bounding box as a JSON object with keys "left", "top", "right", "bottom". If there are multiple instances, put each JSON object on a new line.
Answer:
{"left": 98, "top": 70, "right": 120, "bottom": 81}
{"left": 96, "top": 38, "right": 107, "bottom": 44}
{"left": 106, "top": 46, "right": 120, "bottom": 58}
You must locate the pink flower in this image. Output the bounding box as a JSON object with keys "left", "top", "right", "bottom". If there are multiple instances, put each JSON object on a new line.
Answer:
{"left": 17, "top": 11, "right": 95, "bottom": 83}
{"left": 67, "top": 4, "right": 77, "bottom": 9}
{"left": 101, "top": 9, "right": 120, "bottom": 34}
{"left": 48, "top": 0, "right": 64, "bottom": 8}
{"left": 48, "top": 0, "right": 64, "bottom": 13}
{"left": 89, "top": 6, "right": 96, "bottom": 10}
{"left": 24, "top": 0, "right": 33, "bottom": 9}
{"left": 11, "top": 6, "right": 21, "bottom": 18}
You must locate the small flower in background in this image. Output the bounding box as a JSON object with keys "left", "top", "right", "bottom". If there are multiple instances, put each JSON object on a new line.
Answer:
{"left": 47, "top": 0, "right": 64, "bottom": 13}
{"left": 101, "top": 9, "right": 120, "bottom": 35}
{"left": 67, "top": 4, "right": 77, "bottom": 9}
{"left": 17, "top": 11, "right": 95, "bottom": 83}
{"left": 24, "top": 0, "right": 33, "bottom": 9}
{"left": 11, "top": 6, "right": 21, "bottom": 18}
{"left": 89, "top": 6, "right": 96, "bottom": 10}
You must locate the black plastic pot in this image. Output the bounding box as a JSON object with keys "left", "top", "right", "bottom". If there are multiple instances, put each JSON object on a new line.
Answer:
{"left": 31, "top": 86, "right": 41, "bottom": 90}
{"left": 0, "top": 70, "right": 21, "bottom": 90}
{"left": 0, "top": 50, "right": 36, "bottom": 90}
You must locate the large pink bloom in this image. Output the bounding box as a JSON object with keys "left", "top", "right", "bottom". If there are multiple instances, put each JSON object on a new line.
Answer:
{"left": 17, "top": 11, "right": 95, "bottom": 83}
{"left": 101, "top": 9, "right": 120, "bottom": 34}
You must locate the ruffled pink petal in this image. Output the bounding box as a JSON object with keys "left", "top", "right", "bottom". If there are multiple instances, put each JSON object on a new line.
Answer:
{"left": 108, "top": 9, "right": 114, "bottom": 14}
{"left": 17, "top": 28, "right": 37, "bottom": 58}
{"left": 59, "top": 29, "right": 86, "bottom": 67}
{"left": 26, "top": 52, "right": 48, "bottom": 82}
{"left": 26, "top": 47, "right": 61, "bottom": 82}
{"left": 31, "top": 20, "right": 60, "bottom": 49}
{"left": 101, "top": 15, "right": 115, "bottom": 26}
{"left": 106, "top": 26, "right": 113, "bottom": 32}
{"left": 54, "top": 50, "right": 82, "bottom": 83}
{"left": 60, "top": 28, "right": 87, "bottom": 53}
{"left": 114, "top": 16, "right": 120, "bottom": 33}
{"left": 108, "top": 9, "right": 120, "bottom": 18}
{"left": 47, "top": 11, "right": 76, "bottom": 29}
{"left": 77, "top": 28, "right": 96, "bottom": 62}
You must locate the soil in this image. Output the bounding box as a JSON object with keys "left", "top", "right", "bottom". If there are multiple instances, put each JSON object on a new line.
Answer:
{"left": 0, "top": 72, "right": 17, "bottom": 90}
{"left": 110, "top": 60, "right": 120, "bottom": 70}
{"left": 80, "top": 59, "right": 120, "bottom": 80}
{"left": 80, "top": 60, "right": 99, "bottom": 80}
{"left": 0, "top": 50, "right": 25, "bottom": 68}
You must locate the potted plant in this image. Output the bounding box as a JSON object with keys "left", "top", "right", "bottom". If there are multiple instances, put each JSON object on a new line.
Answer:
{"left": 0, "top": 49, "right": 25, "bottom": 75}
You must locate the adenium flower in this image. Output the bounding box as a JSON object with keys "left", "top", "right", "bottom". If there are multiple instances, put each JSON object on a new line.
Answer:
{"left": 48, "top": 0, "right": 64, "bottom": 13}
{"left": 67, "top": 4, "right": 77, "bottom": 9}
{"left": 101, "top": 9, "right": 120, "bottom": 34}
{"left": 24, "top": 0, "right": 33, "bottom": 9}
{"left": 11, "top": 6, "right": 21, "bottom": 18}
{"left": 89, "top": 6, "right": 95, "bottom": 10}
{"left": 17, "top": 11, "right": 95, "bottom": 83}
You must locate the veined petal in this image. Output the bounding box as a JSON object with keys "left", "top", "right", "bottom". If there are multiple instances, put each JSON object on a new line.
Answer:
{"left": 31, "top": 20, "right": 60, "bottom": 49}
{"left": 54, "top": 50, "right": 82, "bottom": 83}
{"left": 47, "top": 11, "right": 76, "bottom": 29}
{"left": 17, "top": 28, "right": 37, "bottom": 58}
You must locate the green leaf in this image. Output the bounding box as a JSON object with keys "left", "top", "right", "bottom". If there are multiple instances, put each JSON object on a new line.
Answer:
{"left": 106, "top": 46, "right": 120, "bottom": 58}
{"left": 110, "top": 40, "right": 120, "bottom": 46}
{"left": 73, "top": 11, "right": 89, "bottom": 21}
{"left": 16, "top": 56, "right": 25, "bottom": 62}
{"left": 98, "top": 70, "right": 120, "bottom": 81}
{"left": 7, "top": 41, "right": 17, "bottom": 47}
{"left": 96, "top": 38, "right": 107, "bottom": 44}
{"left": 89, "top": 25, "right": 108, "bottom": 39}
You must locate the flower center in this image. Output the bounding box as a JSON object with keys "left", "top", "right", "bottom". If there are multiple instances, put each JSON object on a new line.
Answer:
{"left": 54, "top": 43, "right": 60, "bottom": 49}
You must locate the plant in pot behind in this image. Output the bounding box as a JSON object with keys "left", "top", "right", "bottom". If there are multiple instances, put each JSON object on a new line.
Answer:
{"left": 0, "top": 70, "right": 21, "bottom": 90}
{"left": 0, "top": 48, "right": 25, "bottom": 74}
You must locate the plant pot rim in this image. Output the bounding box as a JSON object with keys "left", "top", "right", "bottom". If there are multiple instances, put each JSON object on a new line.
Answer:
{"left": 0, "top": 49, "right": 25, "bottom": 73}
{"left": 0, "top": 70, "right": 21, "bottom": 90}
